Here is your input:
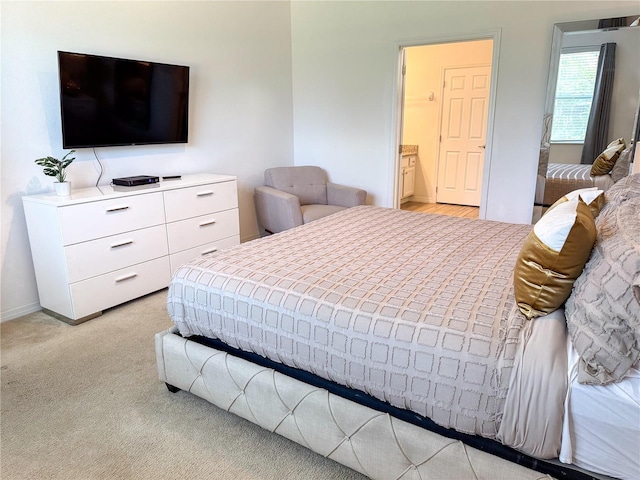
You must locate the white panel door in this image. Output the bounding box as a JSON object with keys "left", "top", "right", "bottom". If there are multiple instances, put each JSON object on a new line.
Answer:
{"left": 436, "top": 65, "right": 491, "bottom": 206}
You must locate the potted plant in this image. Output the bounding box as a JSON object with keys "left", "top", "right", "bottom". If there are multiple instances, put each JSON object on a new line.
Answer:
{"left": 35, "top": 150, "right": 76, "bottom": 196}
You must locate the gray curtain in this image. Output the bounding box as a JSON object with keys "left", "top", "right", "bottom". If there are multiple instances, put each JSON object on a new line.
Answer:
{"left": 581, "top": 43, "right": 616, "bottom": 164}
{"left": 597, "top": 18, "right": 627, "bottom": 28}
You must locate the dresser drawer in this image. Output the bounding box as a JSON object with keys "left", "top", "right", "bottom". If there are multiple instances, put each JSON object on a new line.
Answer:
{"left": 166, "top": 208, "right": 239, "bottom": 253}
{"left": 69, "top": 256, "right": 170, "bottom": 319}
{"left": 65, "top": 225, "right": 169, "bottom": 283}
{"left": 58, "top": 192, "right": 165, "bottom": 245}
{"left": 169, "top": 235, "right": 240, "bottom": 274}
{"left": 163, "top": 181, "right": 238, "bottom": 223}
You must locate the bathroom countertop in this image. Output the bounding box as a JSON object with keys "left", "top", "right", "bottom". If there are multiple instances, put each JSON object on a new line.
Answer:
{"left": 401, "top": 145, "right": 418, "bottom": 156}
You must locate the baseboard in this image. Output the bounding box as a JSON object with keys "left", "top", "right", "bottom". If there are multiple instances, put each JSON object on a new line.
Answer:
{"left": 410, "top": 195, "right": 435, "bottom": 204}
{"left": 1, "top": 302, "right": 41, "bottom": 323}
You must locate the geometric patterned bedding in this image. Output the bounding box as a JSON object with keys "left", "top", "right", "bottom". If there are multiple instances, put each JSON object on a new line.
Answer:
{"left": 168, "top": 206, "right": 535, "bottom": 444}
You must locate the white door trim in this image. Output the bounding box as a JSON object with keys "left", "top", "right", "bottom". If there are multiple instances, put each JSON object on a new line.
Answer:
{"left": 391, "top": 29, "right": 502, "bottom": 219}
{"left": 391, "top": 48, "right": 407, "bottom": 209}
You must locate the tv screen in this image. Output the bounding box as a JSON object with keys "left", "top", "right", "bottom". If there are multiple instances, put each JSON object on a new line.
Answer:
{"left": 58, "top": 51, "right": 189, "bottom": 148}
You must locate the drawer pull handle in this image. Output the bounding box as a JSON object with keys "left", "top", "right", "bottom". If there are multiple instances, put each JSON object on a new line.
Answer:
{"left": 199, "top": 220, "right": 216, "bottom": 227}
{"left": 106, "top": 205, "right": 130, "bottom": 213}
{"left": 201, "top": 247, "right": 218, "bottom": 255}
{"left": 110, "top": 240, "right": 133, "bottom": 249}
{"left": 115, "top": 273, "right": 138, "bottom": 283}
{"left": 196, "top": 191, "right": 214, "bottom": 197}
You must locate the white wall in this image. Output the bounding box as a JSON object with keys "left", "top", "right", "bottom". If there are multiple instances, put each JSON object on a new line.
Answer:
{"left": 290, "top": 1, "right": 637, "bottom": 219}
{"left": 0, "top": 1, "right": 294, "bottom": 320}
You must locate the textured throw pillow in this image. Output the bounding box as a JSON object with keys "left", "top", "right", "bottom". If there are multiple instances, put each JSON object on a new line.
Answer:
{"left": 565, "top": 196, "right": 640, "bottom": 385}
{"left": 547, "top": 187, "right": 605, "bottom": 219}
{"left": 604, "top": 172, "right": 640, "bottom": 206}
{"left": 514, "top": 199, "right": 596, "bottom": 319}
{"left": 610, "top": 145, "right": 633, "bottom": 183}
{"left": 591, "top": 138, "right": 626, "bottom": 176}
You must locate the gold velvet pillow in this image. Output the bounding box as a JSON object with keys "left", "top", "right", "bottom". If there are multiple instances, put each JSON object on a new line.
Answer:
{"left": 591, "top": 138, "right": 626, "bottom": 176}
{"left": 548, "top": 187, "right": 605, "bottom": 218}
{"left": 514, "top": 199, "right": 596, "bottom": 319}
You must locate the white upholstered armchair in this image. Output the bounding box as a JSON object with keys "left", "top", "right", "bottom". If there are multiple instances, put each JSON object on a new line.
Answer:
{"left": 254, "top": 166, "right": 367, "bottom": 234}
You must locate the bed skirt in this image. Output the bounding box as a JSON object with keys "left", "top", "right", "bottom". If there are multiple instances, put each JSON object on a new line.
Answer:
{"left": 156, "top": 327, "right": 552, "bottom": 480}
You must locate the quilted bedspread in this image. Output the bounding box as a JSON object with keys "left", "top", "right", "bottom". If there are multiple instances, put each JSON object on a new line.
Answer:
{"left": 168, "top": 206, "right": 533, "bottom": 440}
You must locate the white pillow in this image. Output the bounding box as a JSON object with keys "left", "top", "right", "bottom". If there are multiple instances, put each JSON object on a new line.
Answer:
{"left": 564, "top": 187, "right": 601, "bottom": 204}
{"left": 534, "top": 201, "right": 580, "bottom": 250}
{"left": 548, "top": 187, "right": 605, "bottom": 218}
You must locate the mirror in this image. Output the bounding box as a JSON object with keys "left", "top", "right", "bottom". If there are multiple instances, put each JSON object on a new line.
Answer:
{"left": 533, "top": 15, "right": 640, "bottom": 222}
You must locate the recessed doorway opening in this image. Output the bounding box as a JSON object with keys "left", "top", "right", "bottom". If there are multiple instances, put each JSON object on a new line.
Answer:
{"left": 395, "top": 35, "right": 499, "bottom": 219}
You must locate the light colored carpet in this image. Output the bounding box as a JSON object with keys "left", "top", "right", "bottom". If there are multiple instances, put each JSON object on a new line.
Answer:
{"left": 0, "top": 290, "right": 366, "bottom": 480}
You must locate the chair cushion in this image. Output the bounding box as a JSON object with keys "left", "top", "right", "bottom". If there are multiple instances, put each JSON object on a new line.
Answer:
{"left": 301, "top": 204, "right": 346, "bottom": 224}
{"left": 265, "top": 166, "right": 328, "bottom": 205}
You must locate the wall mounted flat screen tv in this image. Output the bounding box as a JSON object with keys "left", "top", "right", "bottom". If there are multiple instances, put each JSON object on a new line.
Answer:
{"left": 58, "top": 51, "right": 189, "bottom": 148}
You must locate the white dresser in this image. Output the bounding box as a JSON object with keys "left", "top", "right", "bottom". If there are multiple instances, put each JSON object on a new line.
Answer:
{"left": 22, "top": 174, "right": 239, "bottom": 324}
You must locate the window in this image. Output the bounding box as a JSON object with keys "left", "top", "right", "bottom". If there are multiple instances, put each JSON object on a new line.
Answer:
{"left": 550, "top": 49, "right": 600, "bottom": 143}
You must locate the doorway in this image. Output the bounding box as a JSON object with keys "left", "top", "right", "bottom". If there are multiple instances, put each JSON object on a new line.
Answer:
{"left": 395, "top": 37, "right": 497, "bottom": 218}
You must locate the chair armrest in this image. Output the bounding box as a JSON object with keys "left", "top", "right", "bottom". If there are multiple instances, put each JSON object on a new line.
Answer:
{"left": 254, "top": 186, "right": 303, "bottom": 233}
{"left": 327, "top": 183, "right": 367, "bottom": 207}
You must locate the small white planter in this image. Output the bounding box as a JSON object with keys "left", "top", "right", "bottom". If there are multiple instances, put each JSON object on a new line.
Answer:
{"left": 54, "top": 181, "right": 71, "bottom": 196}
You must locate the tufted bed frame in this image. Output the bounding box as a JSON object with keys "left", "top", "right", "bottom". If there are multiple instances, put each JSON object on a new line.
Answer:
{"left": 156, "top": 328, "right": 553, "bottom": 479}
{"left": 155, "top": 183, "right": 640, "bottom": 480}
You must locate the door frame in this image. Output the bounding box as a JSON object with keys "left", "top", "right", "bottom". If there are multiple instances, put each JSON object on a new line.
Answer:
{"left": 391, "top": 30, "right": 501, "bottom": 220}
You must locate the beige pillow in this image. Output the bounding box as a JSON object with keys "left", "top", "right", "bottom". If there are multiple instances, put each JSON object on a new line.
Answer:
{"left": 514, "top": 199, "right": 596, "bottom": 319}
{"left": 547, "top": 187, "right": 605, "bottom": 218}
{"left": 610, "top": 145, "right": 633, "bottom": 183}
{"left": 603, "top": 172, "right": 640, "bottom": 207}
{"left": 591, "top": 138, "right": 626, "bottom": 176}
{"left": 566, "top": 196, "right": 640, "bottom": 384}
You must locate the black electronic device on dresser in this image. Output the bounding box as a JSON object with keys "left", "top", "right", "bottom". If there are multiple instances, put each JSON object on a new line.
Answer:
{"left": 112, "top": 175, "right": 160, "bottom": 187}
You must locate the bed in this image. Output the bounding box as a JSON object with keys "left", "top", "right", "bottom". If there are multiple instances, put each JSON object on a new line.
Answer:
{"left": 541, "top": 163, "right": 614, "bottom": 207}
{"left": 155, "top": 175, "right": 640, "bottom": 480}
{"left": 538, "top": 139, "right": 633, "bottom": 207}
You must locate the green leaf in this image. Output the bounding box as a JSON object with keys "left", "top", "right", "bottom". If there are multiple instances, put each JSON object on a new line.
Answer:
{"left": 35, "top": 150, "right": 74, "bottom": 182}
